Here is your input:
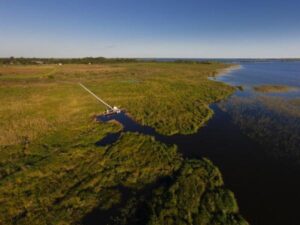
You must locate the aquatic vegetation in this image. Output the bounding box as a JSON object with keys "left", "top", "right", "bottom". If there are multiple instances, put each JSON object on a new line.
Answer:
{"left": 253, "top": 84, "right": 297, "bottom": 93}
{"left": 220, "top": 96, "right": 300, "bottom": 164}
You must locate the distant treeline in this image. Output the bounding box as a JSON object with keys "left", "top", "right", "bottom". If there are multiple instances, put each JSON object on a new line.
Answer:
{"left": 1, "top": 57, "right": 300, "bottom": 65}
{"left": 0, "top": 57, "right": 220, "bottom": 65}
{"left": 0, "top": 57, "right": 138, "bottom": 65}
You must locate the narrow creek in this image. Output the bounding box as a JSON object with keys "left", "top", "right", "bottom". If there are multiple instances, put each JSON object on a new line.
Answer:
{"left": 87, "top": 61, "right": 300, "bottom": 225}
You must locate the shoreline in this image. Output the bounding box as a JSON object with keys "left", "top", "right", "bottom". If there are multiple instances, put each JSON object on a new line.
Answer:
{"left": 217, "top": 64, "right": 242, "bottom": 77}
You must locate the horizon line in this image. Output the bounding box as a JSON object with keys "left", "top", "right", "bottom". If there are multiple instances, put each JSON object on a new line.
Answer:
{"left": 1, "top": 56, "right": 300, "bottom": 60}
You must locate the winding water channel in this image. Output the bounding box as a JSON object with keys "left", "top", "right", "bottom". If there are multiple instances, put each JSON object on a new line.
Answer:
{"left": 95, "top": 61, "right": 300, "bottom": 225}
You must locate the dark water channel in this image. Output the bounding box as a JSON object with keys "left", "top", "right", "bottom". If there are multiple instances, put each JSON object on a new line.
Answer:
{"left": 92, "top": 61, "right": 300, "bottom": 225}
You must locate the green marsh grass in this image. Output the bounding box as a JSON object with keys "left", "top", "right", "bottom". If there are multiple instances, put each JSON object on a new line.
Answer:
{"left": 0, "top": 62, "right": 245, "bottom": 224}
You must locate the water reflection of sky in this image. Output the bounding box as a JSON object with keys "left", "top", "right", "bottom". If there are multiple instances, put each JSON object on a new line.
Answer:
{"left": 216, "top": 61, "right": 300, "bottom": 164}
{"left": 218, "top": 62, "right": 300, "bottom": 99}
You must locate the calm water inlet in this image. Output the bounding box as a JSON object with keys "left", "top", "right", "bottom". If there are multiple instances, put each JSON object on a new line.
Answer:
{"left": 96, "top": 61, "right": 300, "bottom": 225}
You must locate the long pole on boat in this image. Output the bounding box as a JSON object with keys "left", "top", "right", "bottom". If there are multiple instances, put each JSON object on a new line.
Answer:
{"left": 79, "top": 83, "right": 113, "bottom": 110}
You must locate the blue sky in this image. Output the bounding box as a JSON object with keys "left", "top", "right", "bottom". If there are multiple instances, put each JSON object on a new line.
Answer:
{"left": 1, "top": 0, "right": 300, "bottom": 58}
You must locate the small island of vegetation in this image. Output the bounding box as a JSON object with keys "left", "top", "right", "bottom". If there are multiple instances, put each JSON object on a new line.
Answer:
{"left": 253, "top": 84, "right": 297, "bottom": 93}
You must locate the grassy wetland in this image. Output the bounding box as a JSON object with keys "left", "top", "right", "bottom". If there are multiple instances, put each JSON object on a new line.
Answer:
{"left": 0, "top": 62, "right": 248, "bottom": 224}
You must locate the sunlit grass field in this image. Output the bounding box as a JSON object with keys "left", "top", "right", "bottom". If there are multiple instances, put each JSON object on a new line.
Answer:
{"left": 0, "top": 62, "right": 234, "bottom": 146}
{"left": 0, "top": 62, "right": 247, "bottom": 224}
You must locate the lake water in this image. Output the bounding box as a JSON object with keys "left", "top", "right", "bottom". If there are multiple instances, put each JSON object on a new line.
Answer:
{"left": 95, "top": 61, "right": 300, "bottom": 225}
{"left": 211, "top": 62, "right": 300, "bottom": 225}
